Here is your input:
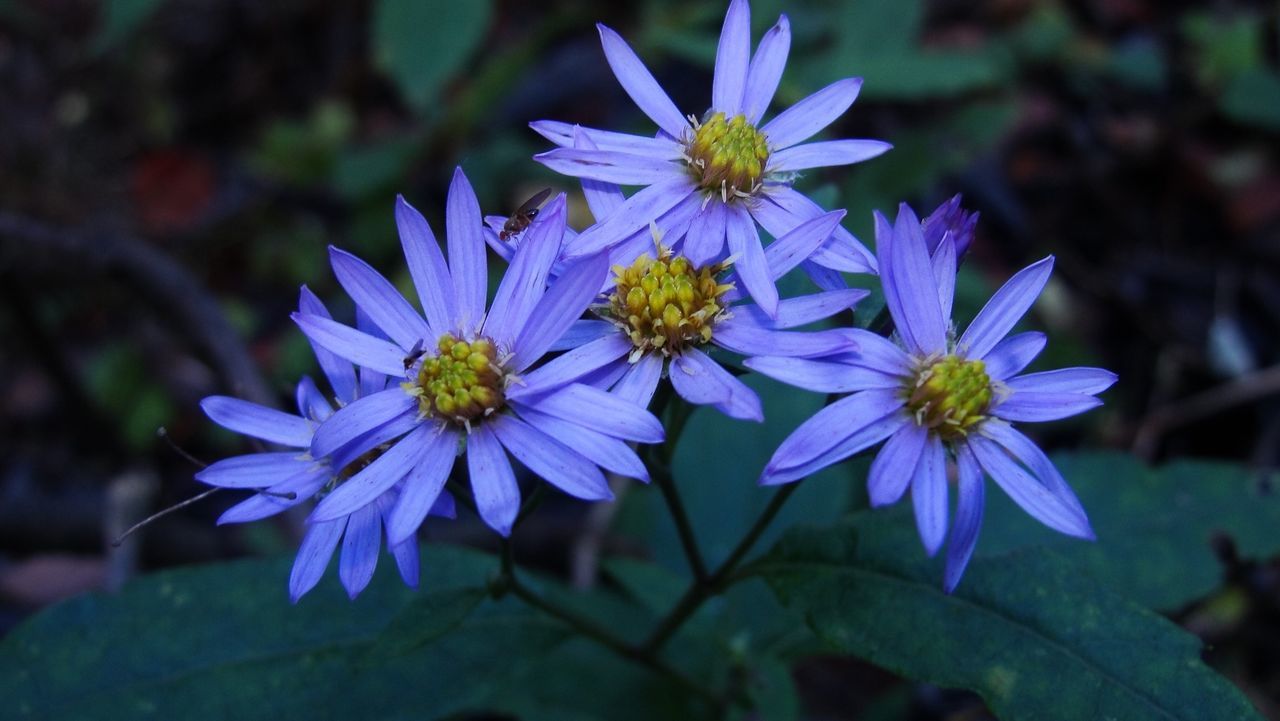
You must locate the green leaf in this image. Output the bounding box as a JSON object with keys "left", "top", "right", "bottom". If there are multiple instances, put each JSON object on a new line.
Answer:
{"left": 978, "top": 451, "right": 1280, "bottom": 610}
{"left": 1220, "top": 68, "right": 1280, "bottom": 131}
{"left": 0, "top": 545, "right": 577, "bottom": 720}
{"left": 92, "top": 0, "right": 166, "bottom": 54}
{"left": 372, "top": 0, "right": 493, "bottom": 112}
{"left": 371, "top": 585, "right": 488, "bottom": 657}
{"left": 752, "top": 521, "right": 1264, "bottom": 721}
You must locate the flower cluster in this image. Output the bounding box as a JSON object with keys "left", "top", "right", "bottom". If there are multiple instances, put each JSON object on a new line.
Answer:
{"left": 196, "top": 0, "right": 1114, "bottom": 597}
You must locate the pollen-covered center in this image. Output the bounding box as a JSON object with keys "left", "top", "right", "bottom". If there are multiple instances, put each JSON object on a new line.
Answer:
{"left": 904, "top": 355, "right": 993, "bottom": 441}
{"left": 685, "top": 112, "right": 769, "bottom": 199}
{"left": 411, "top": 334, "right": 506, "bottom": 425}
{"left": 606, "top": 247, "right": 733, "bottom": 357}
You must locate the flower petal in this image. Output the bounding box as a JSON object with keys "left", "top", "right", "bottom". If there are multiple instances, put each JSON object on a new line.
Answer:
{"left": 1006, "top": 367, "right": 1118, "bottom": 396}
{"left": 339, "top": 502, "right": 381, "bottom": 599}
{"left": 840, "top": 329, "right": 914, "bottom": 375}
{"left": 567, "top": 178, "right": 695, "bottom": 259}
{"left": 912, "top": 434, "right": 948, "bottom": 556}
{"left": 200, "top": 396, "right": 312, "bottom": 448}
{"left": 572, "top": 127, "right": 627, "bottom": 220}
{"left": 753, "top": 209, "right": 847, "bottom": 282}
{"left": 968, "top": 435, "right": 1093, "bottom": 539}
{"left": 726, "top": 207, "right": 778, "bottom": 317}
{"left": 597, "top": 23, "right": 690, "bottom": 138}
{"left": 299, "top": 287, "right": 358, "bottom": 403}
{"left": 981, "top": 420, "right": 1090, "bottom": 531}
{"left": 289, "top": 518, "right": 346, "bottom": 603}
{"left": 761, "top": 77, "right": 862, "bottom": 150}
{"left": 943, "top": 444, "right": 985, "bottom": 593}
{"left": 992, "top": 392, "right": 1103, "bottom": 422}
{"left": 683, "top": 202, "right": 728, "bottom": 267}
{"left": 983, "top": 331, "right": 1047, "bottom": 381}
{"left": 513, "top": 407, "right": 648, "bottom": 482}
{"left": 467, "top": 424, "right": 521, "bottom": 536}
{"left": 534, "top": 147, "right": 683, "bottom": 185}
{"left": 291, "top": 312, "right": 407, "bottom": 377}
{"left": 670, "top": 347, "right": 763, "bottom": 421}
{"left": 395, "top": 195, "right": 457, "bottom": 337}
{"left": 712, "top": 0, "right": 751, "bottom": 114}
{"left": 310, "top": 387, "right": 418, "bottom": 458}
{"left": 867, "top": 423, "right": 926, "bottom": 507}
{"left": 196, "top": 452, "right": 310, "bottom": 489}
{"left": 742, "top": 14, "right": 790, "bottom": 124}
{"left": 958, "top": 256, "right": 1054, "bottom": 360}
{"left": 762, "top": 390, "right": 906, "bottom": 485}
{"left": 612, "top": 352, "right": 664, "bottom": 408}
{"left": 754, "top": 187, "right": 876, "bottom": 273}
{"left": 385, "top": 427, "right": 458, "bottom": 545}
{"left": 484, "top": 195, "right": 567, "bottom": 348}
{"left": 296, "top": 376, "right": 333, "bottom": 423}
{"left": 216, "top": 467, "right": 329, "bottom": 525}
{"left": 549, "top": 319, "right": 616, "bottom": 352}
{"left": 745, "top": 355, "right": 899, "bottom": 393}
{"left": 770, "top": 139, "right": 891, "bottom": 172}
{"left": 390, "top": 537, "right": 420, "bottom": 589}
{"left": 446, "top": 168, "right": 488, "bottom": 332}
{"left": 531, "top": 120, "right": 684, "bottom": 156}
{"left": 886, "top": 204, "right": 947, "bottom": 353}
{"left": 512, "top": 252, "right": 611, "bottom": 371}
{"left": 733, "top": 288, "right": 867, "bottom": 330}
{"left": 714, "top": 318, "right": 857, "bottom": 358}
{"left": 491, "top": 414, "right": 612, "bottom": 501}
{"left": 510, "top": 334, "right": 632, "bottom": 399}
{"left": 931, "top": 232, "right": 957, "bottom": 321}
{"left": 520, "top": 383, "right": 663, "bottom": 443}
{"left": 328, "top": 247, "right": 431, "bottom": 352}
{"left": 311, "top": 425, "right": 434, "bottom": 522}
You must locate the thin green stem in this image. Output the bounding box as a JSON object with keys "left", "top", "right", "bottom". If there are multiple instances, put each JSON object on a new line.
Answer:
{"left": 649, "top": 457, "right": 710, "bottom": 583}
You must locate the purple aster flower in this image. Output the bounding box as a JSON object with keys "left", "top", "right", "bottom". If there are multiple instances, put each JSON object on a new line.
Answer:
{"left": 290, "top": 168, "right": 661, "bottom": 541}
{"left": 922, "top": 194, "right": 978, "bottom": 259}
{"left": 197, "top": 288, "right": 455, "bottom": 602}
{"left": 746, "top": 204, "right": 1116, "bottom": 591}
{"left": 531, "top": 0, "right": 890, "bottom": 316}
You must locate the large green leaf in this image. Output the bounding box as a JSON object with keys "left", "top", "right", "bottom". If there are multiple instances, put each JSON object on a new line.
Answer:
{"left": 978, "top": 452, "right": 1280, "bottom": 611}
{"left": 372, "top": 0, "right": 493, "bottom": 112}
{"left": 751, "top": 520, "right": 1263, "bottom": 721}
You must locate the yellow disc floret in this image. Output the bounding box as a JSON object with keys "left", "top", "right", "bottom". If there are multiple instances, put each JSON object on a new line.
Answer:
{"left": 686, "top": 112, "right": 770, "bottom": 199}
{"left": 410, "top": 333, "right": 506, "bottom": 425}
{"left": 606, "top": 247, "right": 734, "bottom": 357}
{"left": 904, "top": 355, "right": 993, "bottom": 440}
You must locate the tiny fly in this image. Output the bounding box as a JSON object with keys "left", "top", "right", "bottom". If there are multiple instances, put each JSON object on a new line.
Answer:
{"left": 402, "top": 339, "right": 426, "bottom": 370}
{"left": 499, "top": 188, "right": 552, "bottom": 241}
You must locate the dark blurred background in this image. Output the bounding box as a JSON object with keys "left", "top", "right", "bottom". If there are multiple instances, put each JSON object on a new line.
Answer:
{"left": 2, "top": 0, "right": 1279, "bottom": 717}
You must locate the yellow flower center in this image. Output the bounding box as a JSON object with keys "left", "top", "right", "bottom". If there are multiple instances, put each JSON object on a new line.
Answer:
{"left": 685, "top": 112, "right": 770, "bottom": 199}
{"left": 904, "top": 355, "right": 993, "bottom": 441}
{"left": 409, "top": 334, "right": 506, "bottom": 425}
{"left": 605, "top": 247, "right": 733, "bottom": 357}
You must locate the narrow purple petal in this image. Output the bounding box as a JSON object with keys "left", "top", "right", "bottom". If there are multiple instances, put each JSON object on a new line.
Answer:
{"left": 396, "top": 195, "right": 457, "bottom": 337}
{"left": 549, "top": 319, "right": 616, "bottom": 352}
{"left": 196, "top": 452, "right": 310, "bottom": 489}
{"left": 742, "top": 14, "right": 790, "bottom": 124}
{"left": 513, "top": 406, "right": 649, "bottom": 481}
{"left": 329, "top": 410, "right": 422, "bottom": 472}
{"left": 770, "top": 139, "right": 891, "bottom": 172}
{"left": 887, "top": 204, "right": 947, "bottom": 353}
{"left": 958, "top": 256, "right": 1054, "bottom": 360}
{"left": 841, "top": 328, "right": 914, "bottom": 375}
{"left": 289, "top": 517, "right": 346, "bottom": 603}
{"left": 992, "top": 392, "right": 1103, "bottom": 423}
{"left": 761, "top": 77, "right": 862, "bottom": 150}
{"left": 867, "top": 423, "right": 926, "bottom": 507}
{"left": 339, "top": 503, "right": 381, "bottom": 599}
{"left": 572, "top": 127, "right": 627, "bottom": 220}
{"left": 484, "top": 195, "right": 567, "bottom": 347}
{"left": 467, "top": 424, "right": 521, "bottom": 536}
{"left": 1007, "top": 367, "right": 1118, "bottom": 396}
{"left": 733, "top": 289, "right": 867, "bottom": 330}
{"left": 200, "top": 396, "right": 312, "bottom": 448}
{"left": 510, "top": 333, "right": 632, "bottom": 399}
{"left": 390, "top": 538, "right": 420, "bottom": 589}
{"left": 670, "top": 347, "right": 763, "bottom": 421}
{"left": 385, "top": 427, "right": 458, "bottom": 545}
{"left": 762, "top": 391, "right": 907, "bottom": 485}
{"left": 530, "top": 120, "right": 684, "bottom": 157}
{"left": 804, "top": 261, "right": 847, "bottom": 291}
{"left": 754, "top": 188, "right": 876, "bottom": 273}
{"left": 714, "top": 319, "right": 857, "bottom": 358}
{"left": 943, "top": 444, "right": 985, "bottom": 593}
{"left": 329, "top": 247, "right": 431, "bottom": 352}
{"left": 216, "top": 467, "right": 328, "bottom": 525}
{"left": 445, "top": 168, "right": 488, "bottom": 332}
{"left": 712, "top": 0, "right": 751, "bottom": 114}
{"left": 968, "top": 435, "right": 1093, "bottom": 539}
{"left": 310, "top": 386, "right": 417, "bottom": 458}
{"left": 751, "top": 209, "right": 846, "bottom": 281}
{"left": 311, "top": 425, "right": 434, "bottom": 522}
{"left": 683, "top": 202, "right": 727, "bottom": 267}
{"left": 931, "top": 232, "right": 957, "bottom": 322}
{"left": 984, "top": 332, "right": 1047, "bottom": 381}
{"left": 520, "top": 383, "right": 663, "bottom": 443}
{"left": 535, "top": 147, "right": 683, "bottom": 185}
{"left": 745, "top": 355, "right": 899, "bottom": 393}
{"left": 491, "top": 414, "right": 612, "bottom": 500}
{"left": 911, "top": 434, "right": 948, "bottom": 556}
{"left": 612, "top": 353, "right": 663, "bottom": 408}
{"left": 981, "top": 420, "right": 1091, "bottom": 532}
{"left": 726, "top": 207, "right": 777, "bottom": 316}
{"left": 566, "top": 178, "right": 695, "bottom": 259}
{"left": 511, "top": 252, "right": 611, "bottom": 371}
{"left": 296, "top": 376, "right": 333, "bottom": 423}
{"left": 292, "top": 312, "right": 407, "bottom": 377}
{"left": 597, "top": 23, "right": 690, "bottom": 139}
{"left": 299, "top": 286, "right": 358, "bottom": 403}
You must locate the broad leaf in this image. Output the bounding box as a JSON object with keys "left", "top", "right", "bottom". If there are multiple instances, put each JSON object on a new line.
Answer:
{"left": 752, "top": 521, "right": 1263, "bottom": 721}
{"left": 372, "top": 0, "right": 493, "bottom": 112}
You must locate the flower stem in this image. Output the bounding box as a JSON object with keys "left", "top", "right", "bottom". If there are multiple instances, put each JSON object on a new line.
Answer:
{"left": 644, "top": 389, "right": 709, "bottom": 583}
